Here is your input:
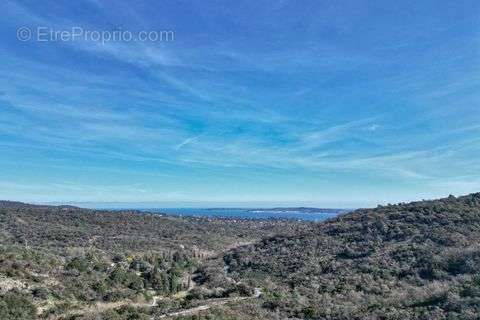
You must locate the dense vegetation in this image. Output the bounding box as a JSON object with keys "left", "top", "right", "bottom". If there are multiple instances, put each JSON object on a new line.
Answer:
{"left": 223, "top": 193, "right": 480, "bottom": 319}
{"left": 1, "top": 194, "right": 480, "bottom": 319}
{"left": 0, "top": 201, "right": 305, "bottom": 253}
{"left": 0, "top": 202, "right": 305, "bottom": 319}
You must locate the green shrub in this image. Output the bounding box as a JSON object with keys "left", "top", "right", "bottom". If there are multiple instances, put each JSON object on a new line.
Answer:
{"left": 66, "top": 256, "right": 89, "bottom": 272}
{"left": 0, "top": 291, "right": 37, "bottom": 320}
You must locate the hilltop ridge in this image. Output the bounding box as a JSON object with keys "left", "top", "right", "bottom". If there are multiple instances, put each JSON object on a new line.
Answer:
{"left": 221, "top": 192, "right": 480, "bottom": 319}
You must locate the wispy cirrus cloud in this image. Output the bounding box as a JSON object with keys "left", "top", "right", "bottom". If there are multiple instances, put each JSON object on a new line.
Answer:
{"left": 1, "top": 1, "right": 479, "bottom": 204}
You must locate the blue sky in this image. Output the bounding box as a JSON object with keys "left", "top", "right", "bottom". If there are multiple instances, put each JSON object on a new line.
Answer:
{"left": 0, "top": 0, "right": 479, "bottom": 207}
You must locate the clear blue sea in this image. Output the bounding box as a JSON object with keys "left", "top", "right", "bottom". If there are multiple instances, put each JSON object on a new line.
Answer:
{"left": 136, "top": 208, "right": 344, "bottom": 221}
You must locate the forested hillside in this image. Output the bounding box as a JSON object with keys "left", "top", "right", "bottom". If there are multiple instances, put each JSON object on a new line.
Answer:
{"left": 223, "top": 193, "right": 480, "bottom": 319}
{"left": 1, "top": 194, "right": 480, "bottom": 319}
{"left": 0, "top": 202, "right": 305, "bottom": 319}
{"left": 0, "top": 203, "right": 306, "bottom": 253}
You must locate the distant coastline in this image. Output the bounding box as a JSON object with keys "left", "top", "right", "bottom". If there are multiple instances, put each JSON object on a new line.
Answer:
{"left": 136, "top": 207, "right": 346, "bottom": 221}
{"left": 246, "top": 207, "right": 351, "bottom": 214}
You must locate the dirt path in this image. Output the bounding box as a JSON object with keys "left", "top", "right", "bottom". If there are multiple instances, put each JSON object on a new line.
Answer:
{"left": 156, "top": 288, "right": 261, "bottom": 319}
{"left": 157, "top": 298, "right": 239, "bottom": 319}
{"left": 52, "top": 295, "right": 163, "bottom": 319}
{"left": 58, "top": 289, "right": 260, "bottom": 320}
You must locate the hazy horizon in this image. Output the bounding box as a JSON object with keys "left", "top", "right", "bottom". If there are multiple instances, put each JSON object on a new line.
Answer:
{"left": 10, "top": 190, "right": 470, "bottom": 209}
